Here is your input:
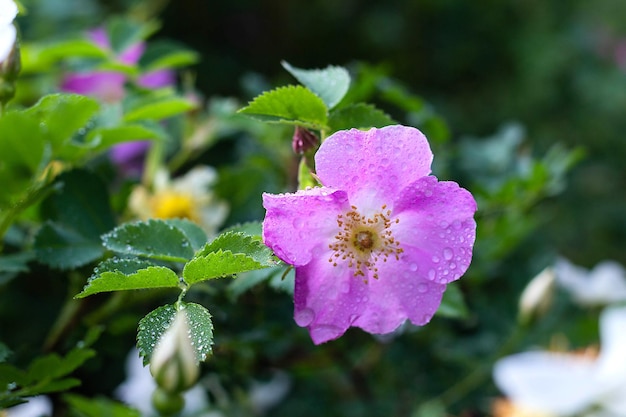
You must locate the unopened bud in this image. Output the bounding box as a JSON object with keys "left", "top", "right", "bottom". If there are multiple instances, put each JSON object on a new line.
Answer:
{"left": 519, "top": 267, "right": 555, "bottom": 325}
{"left": 1, "top": 0, "right": 20, "bottom": 105}
{"left": 292, "top": 126, "right": 319, "bottom": 154}
{"left": 149, "top": 308, "right": 199, "bottom": 393}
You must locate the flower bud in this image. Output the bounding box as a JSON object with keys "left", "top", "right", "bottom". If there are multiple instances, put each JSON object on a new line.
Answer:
{"left": 518, "top": 267, "right": 555, "bottom": 325}
{"left": 292, "top": 126, "right": 319, "bottom": 154}
{"left": 149, "top": 308, "right": 200, "bottom": 393}
{"left": 0, "top": 0, "right": 20, "bottom": 105}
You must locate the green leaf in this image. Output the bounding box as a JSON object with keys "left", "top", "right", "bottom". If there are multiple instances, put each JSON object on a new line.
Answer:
{"left": 40, "top": 169, "right": 116, "bottom": 240}
{"left": 123, "top": 90, "right": 196, "bottom": 123}
{"left": 139, "top": 40, "right": 200, "bottom": 71}
{"left": 78, "top": 261, "right": 176, "bottom": 299}
{"left": 24, "top": 94, "right": 100, "bottom": 159}
{"left": 238, "top": 85, "right": 328, "bottom": 129}
{"left": 102, "top": 220, "right": 196, "bottom": 262}
{"left": 106, "top": 17, "right": 157, "bottom": 55}
{"left": 84, "top": 124, "right": 164, "bottom": 154}
{"left": 282, "top": 61, "right": 351, "bottom": 109}
{"left": 64, "top": 394, "right": 141, "bottom": 417}
{"left": 137, "top": 302, "right": 213, "bottom": 365}
{"left": 0, "top": 363, "right": 26, "bottom": 386}
{"left": 41, "top": 39, "right": 108, "bottom": 59}
{"left": 183, "top": 232, "right": 276, "bottom": 285}
{"left": 0, "top": 112, "right": 46, "bottom": 203}
{"left": 26, "top": 349, "right": 95, "bottom": 384}
{"left": 34, "top": 223, "right": 105, "bottom": 269}
{"left": 328, "top": 103, "right": 395, "bottom": 132}
{"left": 164, "top": 219, "right": 208, "bottom": 252}
{"left": 76, "top": 264, "right": 179, "bottom": 298}
{"left": 436, "top": 282, "right": 470, "bottom": 319}
{"left": 223, "top": 221, "right": 263, "bottom": 240}
{"left": 0, "top": 251, "right": 35, "bottom": 273}
{"left": 198, "top": 231, "right": 274, "bottom": 264}
{"left": 35, "top": 169, "right": 115, "bottom": 269}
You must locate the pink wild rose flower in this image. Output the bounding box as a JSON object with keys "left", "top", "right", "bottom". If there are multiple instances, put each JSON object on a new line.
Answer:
{"left": 262, "top": 125, "right": 477, "bottom": 344}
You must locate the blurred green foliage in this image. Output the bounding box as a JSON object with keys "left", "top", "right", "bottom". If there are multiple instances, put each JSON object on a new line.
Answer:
{"left": 2, "top": 0, "right": 625, "bottom": 416}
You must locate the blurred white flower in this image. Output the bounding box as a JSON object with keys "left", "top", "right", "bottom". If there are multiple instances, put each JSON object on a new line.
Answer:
{"left": 129, "top": 166, "right": 228, "bottom": 235}
{"left": 493, "top": 306, "right": 626, "bottom": 416}
{"left": 555, "top": 257, "right": 626, "bottom": 307}
{"left": 115, "top": 349, "right": 211, "bottom": 417}
{"left": 248, "top": 370, "right": 291, "bottom": 415}
{"left": 0, "top": 0, "right": 17, "bottom": 63}
{"left": 519, "top": 267, "right": 556, "bottom": 325}
{"left": 5, "top": 396, "right": 52, "bottom": 417}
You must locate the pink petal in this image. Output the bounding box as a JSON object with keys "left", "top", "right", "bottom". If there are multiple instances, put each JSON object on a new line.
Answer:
{"left": 138, "top": 69, "right": 176, "bottom": 89}
{"left": 392, "top": 176, "right": 477, "bottom": 285}
{"left": 89, "top": 28, "right": 110, "bottom": 49}
{"left": 262, "top": 188, "right": 349, "bottom": 267}
{"left": 119, "top": 41, "right": 145, "bottom": 65}
{"left": 315, "top": 126, "right": 433, "bottom": 208}
{"left": 61, "top": 71, "right": 127, "bottom": 102}
{"left": 294, "top": 258, "right": 369, "bottom": 344}
{"left": 351, "top": 263, "right": 446, "bottom": 333}
{"left": 294, "top": 250, "right": 447, "bottom": 343}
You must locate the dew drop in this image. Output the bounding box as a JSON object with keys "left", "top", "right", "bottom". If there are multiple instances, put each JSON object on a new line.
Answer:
{"left": 432, "top": 255, "right": 440, "bottom": 263}
{"left": 409, "top": 263, "right": 418, "bottom": 272}
{"left": 294, "top": 308, "right": 315, "bottom": 327}
{"left": 428, "top": 269, "right": 436, "bottom": 280}
{"left": 293, "top": 217, "right": 305, "bottom": 229}
{"left": 424, "top": 189, "right": 433, "bottom": 197}
{"left": 417, "top": 283, "right": 428, "bottom": 293}
{"left": 443, "top": 247, "right": 453, "bottom": 261}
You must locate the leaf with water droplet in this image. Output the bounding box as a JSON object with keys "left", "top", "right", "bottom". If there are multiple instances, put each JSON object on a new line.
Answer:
{"left": 75, "top": 257, "right": 179, "bottom": 298}
{"left": 137, "top": 303, "right": 213, "bottom": 365}
{"left": 102, "top": 219, "right": 197, "bottom": 262}
{"left": 281, "top": 61, "right": 351, "bottom": 109}
{"left": 183, "top": 232, "right": 277, "bottom": 285}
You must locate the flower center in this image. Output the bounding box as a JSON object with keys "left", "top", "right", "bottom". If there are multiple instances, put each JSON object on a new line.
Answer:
{"left": 328, "top": 204, "right": 403, "bottom": 281}
{"left": 153, "top": 192, "right": 197, "bottom": 221}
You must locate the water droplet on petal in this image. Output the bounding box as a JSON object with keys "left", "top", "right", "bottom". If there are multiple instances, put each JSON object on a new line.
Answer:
{"left": 310, "top": 325, "right": 343, "bottom": 343}
{"left": 428, "top": 269, "right": 436, "bottom": 280}
{"left": 293, "top": 217, "right": 305, "bottom": 229}
{"left": 443, "top": 247, "right": 453, "bottom": 260}
{"left": 417, "top": 283, "right": 428, "bottom": 293}
{"left": 432, "top": 255, "right": 440, "bottom": 263}
{"left": 294, "top": 308, "right": 315, "bottom": 327}
{"left": 409, "top": 263, "right": 418, "bottom": 272}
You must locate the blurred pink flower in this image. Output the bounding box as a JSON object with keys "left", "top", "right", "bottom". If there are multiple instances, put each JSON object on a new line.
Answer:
{"left": 61, "top": 28, "right": 175, "bottom": 177}
{"left": 262, "top": 125, "right": 477, "bottom": 344}
{"left": 61, "top": 27, "right": 174, "bottom": 101}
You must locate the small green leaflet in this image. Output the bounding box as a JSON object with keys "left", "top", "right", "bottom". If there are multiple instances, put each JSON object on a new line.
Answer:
{"left": 328, "top": 103, "right": 395, "bottom": 132}
{"left": 282, "top": 61, "right": 351, "bottom": 109}
{"left": 182, "top": 232, "right": 276, "bottom": 285}
{"left": 64, "top": 394, "right": 141, "bottom": 417}
{"left": 122, "top": 90, "right": 197, "bottom": 123}
{"left": 137, "top": 303, "right": 213, "bottom": 365}
{"left": 102, "top": 219, "right": 200, "bottom": 263}
{"left": 75, "top": 258, "right": 180, "bottom": 298}
{"left": 238, "top": 85, "right": 328, "bottom": 130}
